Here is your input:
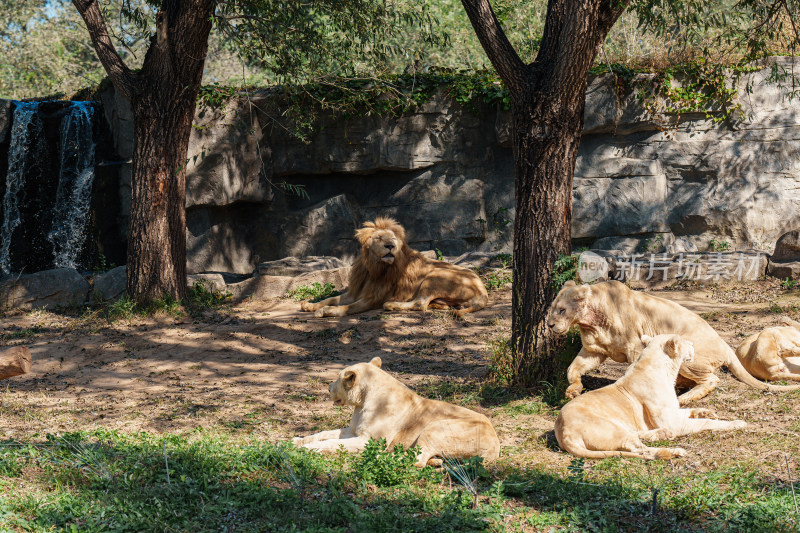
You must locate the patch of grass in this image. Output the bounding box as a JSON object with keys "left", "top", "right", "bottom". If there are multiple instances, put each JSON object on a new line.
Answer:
{"left": 502, "top": 399, "right": 549, "bottom": 417}
{"left": 0, "top": 430, "right": 495, "bottom": 532}
{"left": 288, "top": 282, "right": 341, "bottom": 302}
{"left": 0, "top": 325, "right": 46, "bottom": 341}
{"left": 187, "top": 280, "right": 232, "bottom": 312}
{"left": 781, "top": 278, "right": 798, "bottom": 290}
{"left": 102, "top": 294, "right": 137, "bottom": 321}
{"left": 482, "top": 269, "right": 512, "bottom": 291}
{"left": 487, "top": 335, "right": 514, "bottom": 386}
{"left": 769, "top": 302, "right": 785, "bottom": 314}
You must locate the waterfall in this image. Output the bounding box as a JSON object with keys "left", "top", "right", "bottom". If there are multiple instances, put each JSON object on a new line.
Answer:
{"left": 1, "top": 102, "right": 45, "bottom": 275}
{"left": 47, "top": 101, "right": 96, "bottom": 269}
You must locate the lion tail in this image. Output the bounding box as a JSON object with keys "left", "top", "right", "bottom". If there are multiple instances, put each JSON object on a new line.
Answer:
{"left": 726, "top": 348, "right": 800, "bottom": 392}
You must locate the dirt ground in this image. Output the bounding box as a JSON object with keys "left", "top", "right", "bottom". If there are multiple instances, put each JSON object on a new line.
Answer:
{"left": 2, "top": 281, "right": 800, "bottom": 474}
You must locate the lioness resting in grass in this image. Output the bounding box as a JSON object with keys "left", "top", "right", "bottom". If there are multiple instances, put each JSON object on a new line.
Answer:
{"left": 300, "top": 217, "right": 488, "bottom": 317}
{"left": 547, "top": 280, "right": 800, "bottom": 404}
{"left": 735, "top": 316, "right": 800, "bottom": 382}
{"left": 555, "top": 334, "right": 746, "bottom": 460}
{"left": 292, "top": 357, "right": 500, "bottom": 467}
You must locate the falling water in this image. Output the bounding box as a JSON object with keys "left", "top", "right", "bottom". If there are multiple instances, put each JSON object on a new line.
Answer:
{"left": 0, "top": 102, "right": 45, "bottom": 275}
{"left": 47, "top": 101, "right": 96, "bottom": 269}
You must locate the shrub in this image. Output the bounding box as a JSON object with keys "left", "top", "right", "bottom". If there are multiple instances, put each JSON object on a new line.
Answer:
{"left": 352, "top": 438, "right": 433, "bottom": 487}
{"left": 288, "top": 282, "right": 340, "bottom": 302}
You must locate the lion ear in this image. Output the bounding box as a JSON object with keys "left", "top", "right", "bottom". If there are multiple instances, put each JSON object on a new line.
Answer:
{"left": 369, "top": 357, "right": 382, "bottom": 368}
{"left": 641, "top": 334, "right": 653, "bottom": 346}
{"left": 572, "top": 285, "right": 591, "bottom": 302}
{"left": 663, "top": 336, "right": 679, "bottom": 357}
{"left": 342, "top": 369, "right": 357, "bottom": 389}
{"left": 563, "top": 280, "right": 576, "bottom": 289}
{"left": 354, "top": 223, "right": 376, "bottom": 245}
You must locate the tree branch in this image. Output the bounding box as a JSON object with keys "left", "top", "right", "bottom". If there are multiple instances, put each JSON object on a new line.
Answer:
{"left": 72, "top": 0, "right": 136, "bottom": 98}
{"left": 460, "top": 0, "right": 528, "bottom": 93}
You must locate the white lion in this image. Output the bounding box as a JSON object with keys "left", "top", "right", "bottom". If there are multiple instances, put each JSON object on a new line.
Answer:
{"left": 547, "top": 280, "right": 800, "bottom": 404}
{"left": 556, "top": 334, "right": 747, "bottom": 460}
{"left": 736, "top": 316, "right": 800, "bottom": 382}
{"left": 292, "top": 357, "right": 500, "bottom": 467}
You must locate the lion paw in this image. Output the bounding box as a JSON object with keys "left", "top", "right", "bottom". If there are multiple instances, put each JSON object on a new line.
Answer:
{"left": 731, "top": 420, "right": 747, "bottom": 430}
{"left": 291, "top": 436, "right": 306, "bottom": 446}
{"left": 565, "top": 385, "right": 583, "bottom": 399}
{"left": 313, "top": 308, "right": 327, "bottom": 318}
{"left": 689, "top": 408, "right": 717, "bottom": 419}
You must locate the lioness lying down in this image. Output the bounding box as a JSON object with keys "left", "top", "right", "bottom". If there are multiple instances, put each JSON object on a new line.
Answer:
{"left": 292, "top": 357, "right": 500, "bottom": 467}
{"left": 736, "top": 316, "right": 800, "bottom": 382}
{"left": 547, "top": 280, "right": 800, "bottom": 404}
{"left": 556, "top": 334, "right": 746, "bottom": 460}
{"left": 300, "top": 218, "right": 488, "bottom": 317}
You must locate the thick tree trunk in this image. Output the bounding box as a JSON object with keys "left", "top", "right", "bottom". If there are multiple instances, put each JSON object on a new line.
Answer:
{"left": 509, "top": 83, "right": 585, "bottom": 386}
{"left": 123, "top": 4, "right": 215, "bottom": 303}
{"left": 0, "top": 346, "right": 32, "bottom": 380}
{"left": 74, "top": 0, "right": 214, "bottom": 304}
{"left": 126, "top": 92, "right": 197, "bottom": 302}
{"left": 461, "top": 0, "right": 628, "bottom": 387}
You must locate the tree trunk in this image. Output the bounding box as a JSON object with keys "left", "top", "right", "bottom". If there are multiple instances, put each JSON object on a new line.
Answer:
{"left": 126, "top": 89, "right": 198, "bottom": 303}
{"left": 0, "top": 346, "right": 32, "bottom": 380}
{"left": 73, "top": 0, "right": 215, "bottom": 304}
{"left": 461, "top": 0, "right": 628, "bottom": 387}
{"left": 509, "top": 81, "right": 584, "bottom": 386}
{"left": 124, "top": 4, "right": 215, "bottom": 303}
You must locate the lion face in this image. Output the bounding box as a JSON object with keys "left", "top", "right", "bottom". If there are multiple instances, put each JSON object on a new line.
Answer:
{"left": 329, "top": 357, "right": 383, "bottom": 407}
{"left": 355, "top": 218, "right": 407, "bottom": 266}
{"left": 547, "top": 281, "right": 591, "bottom": 335}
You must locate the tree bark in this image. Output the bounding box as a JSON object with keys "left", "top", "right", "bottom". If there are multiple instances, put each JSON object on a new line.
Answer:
{"left": 0, "top": 346, "right": 32, "bottom": 380}
{"left": 75, "top": 0, "right": 216, "bottom": 303}
{"left": 462, "top": 0, "right": 628, "bottom": 386}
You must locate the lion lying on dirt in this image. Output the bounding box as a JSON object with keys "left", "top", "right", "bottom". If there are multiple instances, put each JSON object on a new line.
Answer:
{"left": 300, "top": 217, "right": 488, "bottom": 317}
{"left": 547, "top": 280, "right": 800, "bottom": 404}
{"left": 556, "top": 334, "right": 746, "bottom": 460}
{"left": 735, "top": 316, "right": 800, "bottom": 382}
{"left": 292, "top": 357, "right": 500, "bottom": 467}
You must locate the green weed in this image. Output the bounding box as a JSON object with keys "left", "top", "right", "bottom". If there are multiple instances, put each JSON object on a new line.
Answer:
{"left": 288, "top": 282, "right": 340, "bottom": 302}
{"left": 709, "top": 239, "right": 732, "bottom": 252}
{"left": 781, "top": 278, "right": 798, "bottom": 290}
{"left": 482, "top": 269, "right": 512, "bottom": 291}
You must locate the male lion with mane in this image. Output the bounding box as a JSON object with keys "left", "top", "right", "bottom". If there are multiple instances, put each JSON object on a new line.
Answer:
{"left": 292, "top": 357, "right": 500, "bottom": 467}
{"left": 556, "top": 334, "right": 746, "bottom": 460}
{"left": 300, "top": 217, "right": 488, "bottom": 317}
{"left": 547, "top": 280, "right": 800, "bottom": 404}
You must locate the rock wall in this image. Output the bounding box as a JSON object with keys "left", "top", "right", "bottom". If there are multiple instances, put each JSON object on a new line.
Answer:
{"left": 98, "top": 57, "right": 800, "bottom": 274}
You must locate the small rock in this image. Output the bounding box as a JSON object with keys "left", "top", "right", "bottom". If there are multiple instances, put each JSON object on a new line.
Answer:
{"left": 771, "top": 230, "right": 800, "bottom": 262}
{"left": 93, "top": 266, "right": 127, "bottom": 301}
{"left": 1, "top": 268, "right": 90, "bottom": 310}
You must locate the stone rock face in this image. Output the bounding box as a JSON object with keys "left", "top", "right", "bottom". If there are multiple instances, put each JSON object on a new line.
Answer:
{"left": 93, "top": 266, "right": 127, "bottom": 301}
{"left": 227, "top": 267, "right": 351, "bottom": 300}
{"left": 0, "top": 268, "right": 90, "bottom": 310}
{"left": 771, "top": 230, "right": 800, "bottom": 262}
{"left": 98, "top": 58, "right": 800, "bottom": 273}
{"left": 257, "top": 256, "right": 350, "bottom": 276}
{"left": 188, "top": 273, "right": 227, "bottom": 293}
